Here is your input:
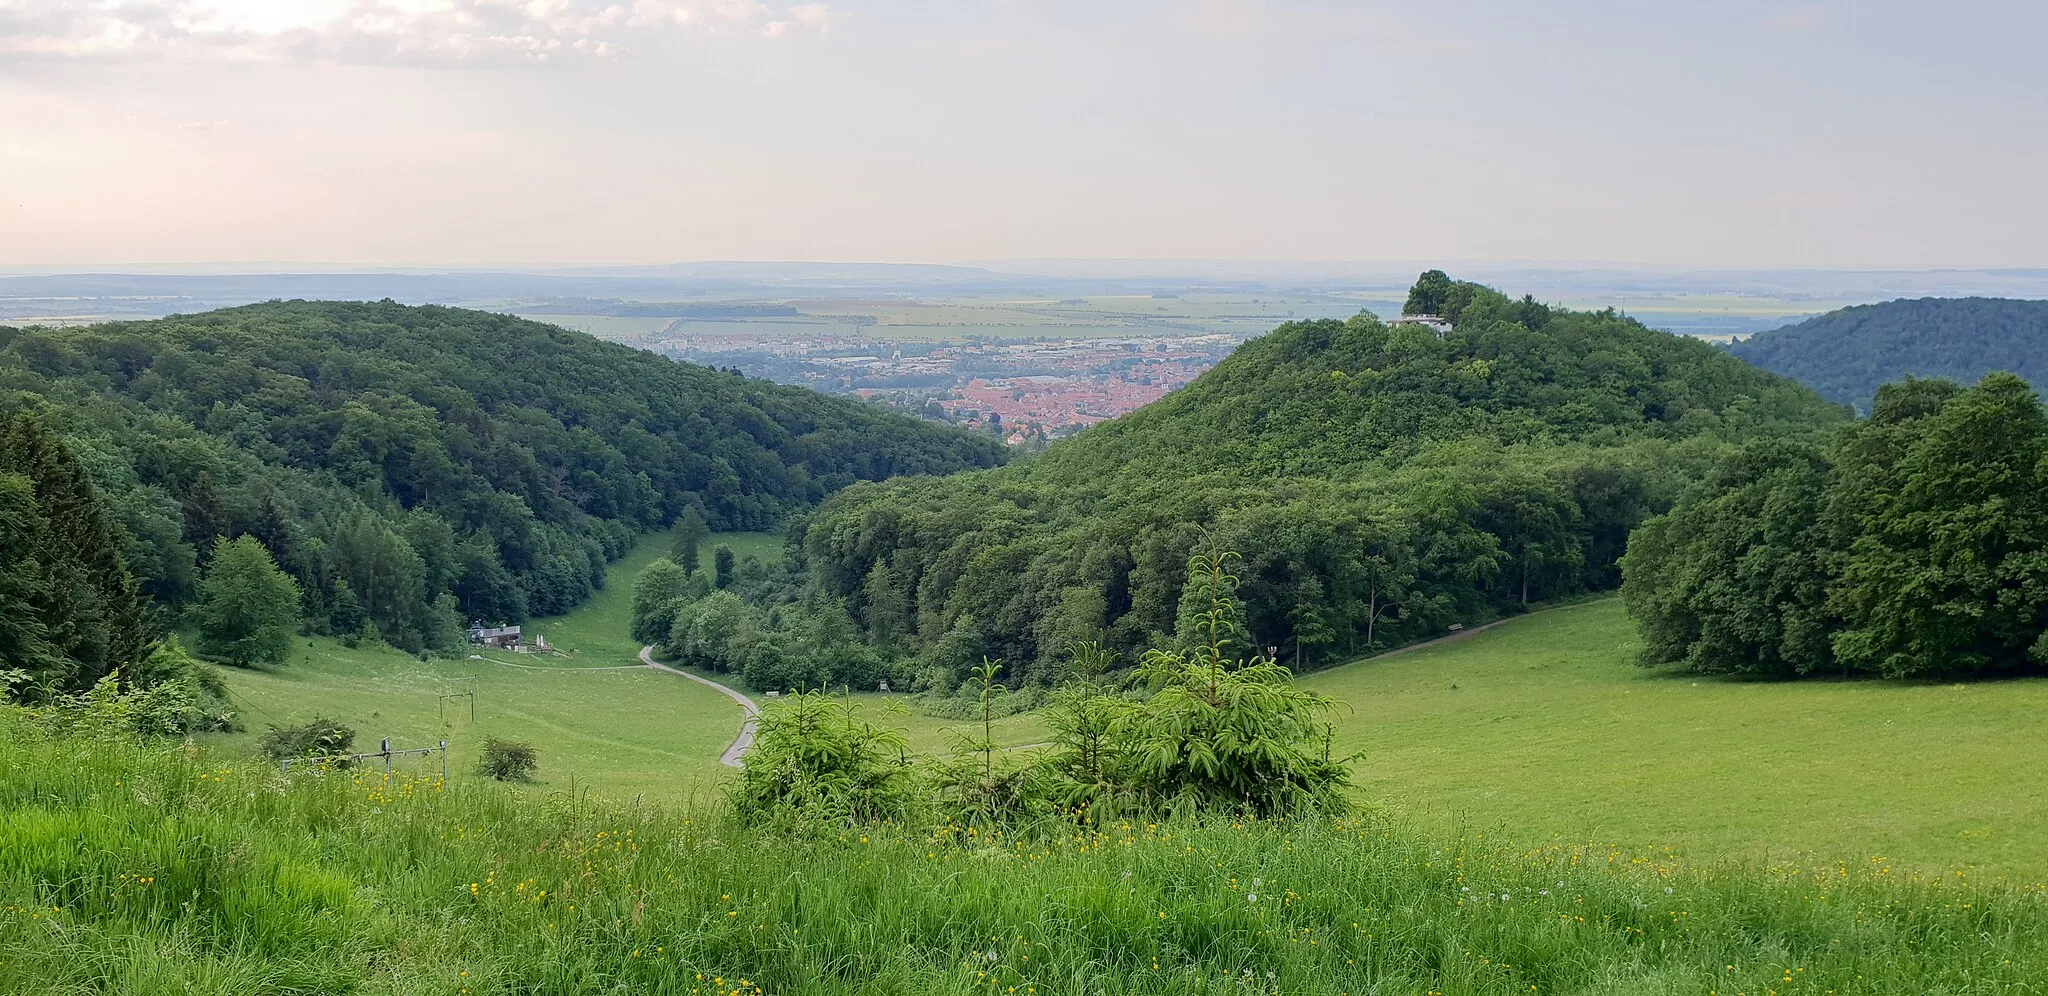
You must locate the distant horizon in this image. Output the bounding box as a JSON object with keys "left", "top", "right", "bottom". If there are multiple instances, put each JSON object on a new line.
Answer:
{"left": 7, "top": 259, "right": 2048, "bottom": 278}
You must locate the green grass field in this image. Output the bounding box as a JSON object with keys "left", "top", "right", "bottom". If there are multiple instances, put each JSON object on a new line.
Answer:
{"left": 206, "top": 526, "right": 2048, "bottom": 882}
{"left": 1304, "top": 598, "right": 2048, "bottom": 882}
{"left": 15, "top": 717, "right": 2043, "bottom": 995}
{"left": 210, "top": 639, "right": 743, "bottom": 802}
{"left": 205, "top": 529, "right": 1043, "bottom": 799}
{"left": 202, "top": 529, "right": 787, "bottom": 800}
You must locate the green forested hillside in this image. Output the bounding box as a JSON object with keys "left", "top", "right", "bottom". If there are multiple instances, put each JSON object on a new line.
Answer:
{"left": 804, "top": 273, "right": 1846, "bottom": 683}
{"left": 0, "top": 302, "right": 1003, "bottom": 660}
{"left": 1730, "top": 296, "right": 2048, "bottom": 407}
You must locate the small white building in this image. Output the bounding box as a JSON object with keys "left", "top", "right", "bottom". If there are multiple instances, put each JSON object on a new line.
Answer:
{"left": 1388, "top": 314, "right": 1455, "bottom": 338}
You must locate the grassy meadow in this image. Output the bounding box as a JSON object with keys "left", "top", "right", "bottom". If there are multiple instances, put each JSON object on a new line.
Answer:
{"left": 207, "top": 529, "right": 2048, "bottom": 882}
{"left": 6, "top": 715, "right": 2044, "bottom": 995}
{"left": 209, "top": 638, "right": 743, "bottom": 802}
{"left": 15, "top": 538, "right": 2048, "bottom": 992}
{"left": 204, "top": 529, "right": 1044, "bottom": 799}
{"left": 1305, "top": 599, "right": 2048, "bottom": 883}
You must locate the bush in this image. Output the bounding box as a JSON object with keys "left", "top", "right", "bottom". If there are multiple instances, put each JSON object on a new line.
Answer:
{"left": 910, "top": 683, "right": 1045, "bottom": 720}
{"left": 259, "top": 717, "right": 355, "bottom": 761}
{"left": 478, "top": 737, "right": 539, "bottom": 781}
{"left": 730, "top": 690, "right": 914, "bottom": 826}
{"left": 125, "top": 637, "right": 239, "bottom": 735}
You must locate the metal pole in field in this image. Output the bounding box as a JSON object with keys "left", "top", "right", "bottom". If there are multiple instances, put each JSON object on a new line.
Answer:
{"left": 440, "top": 740, "right": 448, "bottom": 782}
{"left": 382, "top": 737, "right": 392, "bottom": 773}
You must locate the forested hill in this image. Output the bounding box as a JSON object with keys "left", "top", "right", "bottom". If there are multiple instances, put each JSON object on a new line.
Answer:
{"left": 805, "top": 272, "right": 1846, "bottom": 684}
{"left": 1730, "top": 296, "right": 2048, "bottom": 408}
{"left": 0, "top": 301, "right": 1004, "bottom": 654}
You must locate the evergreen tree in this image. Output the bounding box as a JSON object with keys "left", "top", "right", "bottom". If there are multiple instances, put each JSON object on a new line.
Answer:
{"left": 1128, "top": 550, "right": 1350, "bottom": 815}
{"left": 329, "top": 579, "right": 367, "bottom": 641}
{"left": 672, "top": 508, "right": 710, "bottom": 577}
{"left": 714, "top": 545, "right": 736, "bottom": 590}
{"left": 861, "top": 558, "right": 909, "bottom": 649}
{"left": 0, "top": 413, "right": 152, "bottom": 693}
{"left": 181, "top": 473, "right": 230, "bottom": 564}
{"left": 195, "top": 536, "right": 302, "bottom": 667}
{"left": 0, "top": 473, "right": 60, "bottom": 686}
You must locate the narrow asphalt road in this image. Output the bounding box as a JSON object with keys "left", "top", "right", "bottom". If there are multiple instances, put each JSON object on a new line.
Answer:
{"left": 639, "top": 646, "right": 760, "bottom": 768}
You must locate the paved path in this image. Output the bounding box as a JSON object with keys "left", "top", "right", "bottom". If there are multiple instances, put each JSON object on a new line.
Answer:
{"left": 639, "top": 646, "right": 760, "bottom": 768}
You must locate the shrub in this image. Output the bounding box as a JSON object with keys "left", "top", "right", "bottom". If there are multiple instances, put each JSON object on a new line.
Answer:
{"left": 739, "top": 635, "right": 830, "bottom": 693}
{"left": 478, "top": 737, "right": 539, "bottom": 781}
{"left": 259, "top": 716, "right": 356, "bottom": 761}
{"left": 929, "top": 659, "right": 1040, "bottom": 823}
{"left": 127, "top": 637, "right": 239, "bottom": 735}
{"left": 1116, "top": 551, "right": 1353, "bottom": 816}
{"left": 731, "top": 690, "right": 913, "bottom": 826}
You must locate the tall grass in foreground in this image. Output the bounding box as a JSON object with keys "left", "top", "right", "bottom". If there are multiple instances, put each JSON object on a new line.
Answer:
{"left": 2, "top": 714, "right": 2042, "bottom": 996}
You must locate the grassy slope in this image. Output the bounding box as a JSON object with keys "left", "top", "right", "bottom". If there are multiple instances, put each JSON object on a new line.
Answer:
{"left": 210, "top": 639, "right": 742, "bottom": 803}
{"left": 205, "top": 530, "right": 758, "bottom": 801}
{"left": 1304, "top": 598, "right": 2048, "bottom": 882}
{"left": 209, "top": 531, "right": 1047, "bottom": 798}
{"left": 8, "top": 718, "right": 2044, "bottom": 996}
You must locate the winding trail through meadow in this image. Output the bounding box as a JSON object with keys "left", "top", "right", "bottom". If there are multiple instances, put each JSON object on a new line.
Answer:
{"left": 639, "top": 645, "right": 760, "bottom": 767}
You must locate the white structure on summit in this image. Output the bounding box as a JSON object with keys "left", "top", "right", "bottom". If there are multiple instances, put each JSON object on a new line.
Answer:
{"left": 1387, "top": 314, "right": 1454, "bottom": 338}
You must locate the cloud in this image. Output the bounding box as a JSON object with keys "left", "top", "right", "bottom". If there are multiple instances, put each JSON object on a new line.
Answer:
{"left": 0, "top": 0, "right": 833, "bottom": 63}
{"left": 760, "top": 3, "right": 833, "bottom": 38}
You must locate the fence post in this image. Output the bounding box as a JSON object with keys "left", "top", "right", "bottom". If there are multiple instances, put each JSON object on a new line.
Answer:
{"left": 440, "top": 740, "right": 448, "bottom": 783}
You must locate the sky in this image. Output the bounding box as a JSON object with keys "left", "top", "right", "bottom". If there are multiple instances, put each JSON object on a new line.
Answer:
{"left": 2, "top": 0, "right": 2045, "bottom": 269}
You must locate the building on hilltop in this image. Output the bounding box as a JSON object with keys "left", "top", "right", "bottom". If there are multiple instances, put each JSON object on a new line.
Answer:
{"left": 1387, "top": 314, "right": 1455, "bottom": 338}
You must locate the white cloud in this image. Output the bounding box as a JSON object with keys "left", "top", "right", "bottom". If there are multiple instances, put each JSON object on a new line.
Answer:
{"left": 0, "top": 0, "right": 832, "bottom": 62}
{"left": 760, "top": 2, "right": 831, "bottom": 38}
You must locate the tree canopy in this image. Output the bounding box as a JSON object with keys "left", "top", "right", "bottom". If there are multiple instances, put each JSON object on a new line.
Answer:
{"left": 1730, "top": 297, "right": 2048, "bottom": 410}
{"left": 194, "top": 536, "right": 302, "bottom": 668}
{"left": 1623, "top": 373, "right": 2048, "bottom": 679}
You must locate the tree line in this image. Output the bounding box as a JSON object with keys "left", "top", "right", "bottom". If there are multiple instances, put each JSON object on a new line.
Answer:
{"left": 1623, "top": 372, "right": 2048, "bottom": 678}
{"left": 731, "top": 549, "right": 1351, "bottom": 825}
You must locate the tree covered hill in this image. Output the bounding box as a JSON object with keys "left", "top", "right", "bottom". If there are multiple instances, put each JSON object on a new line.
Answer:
{"left": 0, "top": 301, "right": 1004, "bottom": 656}
{"left": 804, "top": 273, "right": 1846, "bottom": 684}
{"left": 1729, "top": 296, "right": 2048, "bottom": 408}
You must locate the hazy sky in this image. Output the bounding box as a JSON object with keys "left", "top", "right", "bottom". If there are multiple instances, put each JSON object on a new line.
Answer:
{"left": 3, "top": 0, "right": 2044, "bottom": 268}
